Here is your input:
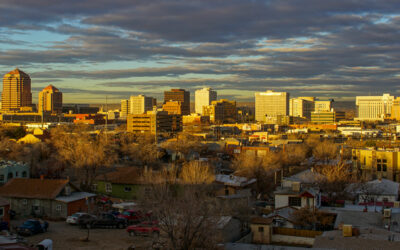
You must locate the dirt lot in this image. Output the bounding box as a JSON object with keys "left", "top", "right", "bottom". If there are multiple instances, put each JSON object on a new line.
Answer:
{"left": 10, "top": 220, "right": 157, "bottom": 250}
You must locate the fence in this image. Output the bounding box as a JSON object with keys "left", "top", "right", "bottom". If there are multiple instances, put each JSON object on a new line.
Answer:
{"left": 273, "top": 227, "right": 323, "bottom": 238}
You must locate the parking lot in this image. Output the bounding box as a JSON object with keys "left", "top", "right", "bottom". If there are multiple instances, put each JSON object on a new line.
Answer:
{"left": 10, "top": 220, "right": 157, "bottom": 250}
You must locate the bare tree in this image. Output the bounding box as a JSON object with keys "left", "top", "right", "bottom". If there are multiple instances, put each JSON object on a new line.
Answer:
{"left": 51, "top": 125, "right": 117, "bottom": 189}
{"left": 141, "top": 170, "right": 222, "bottom": 250}
{"left": 312, "top": 140, "right": 339, "bottom": 164}
{"left": 180, "top": 161, "right": 215, "bottom": 184}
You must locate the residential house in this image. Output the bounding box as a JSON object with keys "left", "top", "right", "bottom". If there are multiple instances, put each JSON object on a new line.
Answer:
{"left": 0, "top": 178, "right": 96, "bottom": 219}
{"left": 264, "top": 206, "right": 298, "bottom": 228}
{"left": 0, "top": 160, "right": 29, "bottom": 185}
{"left": 94, "top": 167, "right": 149, "bottom": 200}
{"left": 274, "top": 169, "right": 324, "bottom": 209}
{"left": 347, "top": 178, "right": 399, "bottom": 206}
{"left": 214, "top": 174, "right": 256, "bottom": 197}
{"left": 214, "top": 174, "right": 256, "bottom": 208}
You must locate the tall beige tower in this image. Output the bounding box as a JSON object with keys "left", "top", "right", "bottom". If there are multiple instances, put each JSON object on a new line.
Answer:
{"left": 195, "top": 87, "right": 217, "bottom": 114}
{"left": 38, "top": 85, "right": 63, "bottom": 114}
{"left": 255, "top": 90, "right": 289, "bottom": 122}
{"left": 1, "top": 68, "right": 32, "bottom": 111}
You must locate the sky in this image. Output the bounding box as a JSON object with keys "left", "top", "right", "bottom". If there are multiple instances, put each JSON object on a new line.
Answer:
{"left": 1, "top": 0, "right": 400, "bottom": 104}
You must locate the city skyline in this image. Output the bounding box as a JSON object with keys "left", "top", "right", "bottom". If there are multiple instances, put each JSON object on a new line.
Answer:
{"left": 1, "top": 1, "right": 400, "bottom": 103}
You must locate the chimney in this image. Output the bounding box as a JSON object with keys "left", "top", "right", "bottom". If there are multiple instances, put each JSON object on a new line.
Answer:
{"left": 40, "top": 175, "right": 44, "bottom": 180}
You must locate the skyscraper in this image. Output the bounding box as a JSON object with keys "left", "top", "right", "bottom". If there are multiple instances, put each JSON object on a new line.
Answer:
{"left": 195, "top": 87, "right": 217, "bottom": 114}
{"left": 1, "top": 68, "right": 32, "bottom": 112}
{"left": 289, "top": 97, "right": 315, "bottom": 119}
{"left": 164, "top": 89, "right": 190, "bottom": 115}
{"left": 38, "top": 85, "right": 63, "bottom": 114}
{"left": 356, "top": 94, "right": 394, "bottom": 121}
{"left": 130, "top": 95, "right": 156, "bottom": 114}
{"left": 255, "top": 90, "right": 289, "bottom": 122}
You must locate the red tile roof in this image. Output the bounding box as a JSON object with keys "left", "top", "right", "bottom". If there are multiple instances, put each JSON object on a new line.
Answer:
{"left": 0, "top": 178, "right": 69, "bottom": 199}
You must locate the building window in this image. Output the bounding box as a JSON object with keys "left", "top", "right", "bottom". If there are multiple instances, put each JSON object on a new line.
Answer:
{"left": 289, "top": 197, "right": 302, "bottom": 207}
{"left": 7, "top": 173, "right": 13, "bottom": 180}
{"left": 258, "top": 226, "right": 264, "bottom": 232}
{"left": 124, "top": 186, "right": 132, "bottom": 192}
{"left": 15, "top": 171, "right": 18, "bottom": 177}
{"left": 22, "top": 171, "right": 27, "bottom": 178}
{"left": 106, "top": 183, "right": 112, "bottom": 193}
{"left": 56, "top": 205, "right": 62, "bottom": 211}
{"left": 22, "top": 199, "right": 28, "bottom": 205}
{"left": 0, "top": 207, "right": 3, "bottom": 217}
{"left": 0, "top": 175, "right": 4, "bottom": 182}
{"left": 383, "top": 198, "right": 389, "bottom": 202}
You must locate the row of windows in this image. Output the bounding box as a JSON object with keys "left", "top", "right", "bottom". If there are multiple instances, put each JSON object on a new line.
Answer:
{"left": 0, "top": 171, "right": 28, "bottom": 181}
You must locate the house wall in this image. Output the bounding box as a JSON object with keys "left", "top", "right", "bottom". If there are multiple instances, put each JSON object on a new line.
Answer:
{"left": 8, "top": 198, "right": 68, "bottom": 219}
{"left": 251, "top": 223, "right": 271, "bottom": 244}
{"left": 0, "top": 164, "right": 30, "bottom": 184}
{"left": 358, "top": 194, "right": 397, "bottom": 203}
{"left": 66, "top": 199, "right": 89, "bottom": 216}
{"left": 275, "top": 194, "right": 317, "bottom": 209}
{"left": 272, "top": 234, "right": 315, "bottom": 246}
{"left": 0, "top": 204, "right": 10, "bottom": 223}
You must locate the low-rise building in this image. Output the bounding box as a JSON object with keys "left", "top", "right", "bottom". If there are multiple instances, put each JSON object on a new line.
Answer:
{"left": 0, "top": 178, "right": 96, "bottom": 218}
{"left": 352, "top": 148, "right": 400, "bottom": 182}
{"left": 0, "top": 160, "right": 29, "bottom": 185}
{"left": 126, "top": 110, "right": 182, "bottom": 134}
{"left": 94, "top": 167, "right": 149, "bottom": 200}
{"left": 274, "top": 169, "right": 324, "bottom": 209}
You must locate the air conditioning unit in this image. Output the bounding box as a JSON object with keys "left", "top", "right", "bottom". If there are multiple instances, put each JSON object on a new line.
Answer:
{"left": 384, "top": 209, "right": 391, "bottom": 218}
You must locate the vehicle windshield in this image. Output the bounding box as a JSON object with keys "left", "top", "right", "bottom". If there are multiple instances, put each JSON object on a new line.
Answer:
{"left": 72, "top": 213, "right": 81, "bottom": 217}
{"left": 122, "top": 211, "right": 131, "bottom": 216}
{"left": 22, "top": 221, "right": 35, "bottom": 226}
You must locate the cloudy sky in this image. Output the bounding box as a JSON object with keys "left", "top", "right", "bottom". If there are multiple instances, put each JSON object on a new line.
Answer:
{"left": 1, "top": 0, "right": 400, "bottom": 103}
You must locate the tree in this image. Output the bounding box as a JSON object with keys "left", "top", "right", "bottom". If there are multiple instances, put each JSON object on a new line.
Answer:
{"left": 317, "top": 163, "right": 353, "bottom": 202}
{"left": 312, "top": 140, "right": 339, "bottom": 164}
{"left": 232, "top": 152, "right": 281, "bottom": 196}
{"left": 51, "top": 125, "right": 117, "bottom": 190}
{"left": 180, "top": 161, "right": 215, "bottom": 184}
{"left": 141, "top": 171, "right": 222, "bottom": 250}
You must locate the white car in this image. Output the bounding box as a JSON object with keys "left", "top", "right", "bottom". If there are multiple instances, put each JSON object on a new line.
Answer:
{"left": 66, "top": 212, "right": 87, "bottom": 225}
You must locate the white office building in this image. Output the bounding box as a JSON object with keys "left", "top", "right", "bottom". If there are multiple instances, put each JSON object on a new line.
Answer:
{"left": 356, "top": 94, "right": 394, "bottom": 121}
{"left": 255, "top": 90, "right": 289, "bottom": 122}
{"left": 195, "top": 87, "right": 217, "bottom": 115}
{"left": 129, "top": 95, "right": 156, "bottom": 115}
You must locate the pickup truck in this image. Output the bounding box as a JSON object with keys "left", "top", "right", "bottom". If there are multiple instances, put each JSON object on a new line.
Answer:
{"left": 17, "top": 219, "right": 49, "bottom": 236}
{"left": 117, "top": 210, "right": 152, "bottom": 224}
{"left": 78, "top": 213, "right": 127, "bottom": 229}
{"left": 126, "top": 221, "right": 160, "bottom": 237}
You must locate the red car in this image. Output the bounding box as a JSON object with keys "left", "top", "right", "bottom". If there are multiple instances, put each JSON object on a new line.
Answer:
{"left": 117, "top": 210, "right": 152, "bottom": 224}
{"left": 126, "top": 221, "right": 160, "bottom": 237}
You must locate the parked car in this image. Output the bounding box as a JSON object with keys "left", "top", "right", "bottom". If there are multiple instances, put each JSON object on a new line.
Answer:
{"left": 126, "top": 221, "right": 160, "bottom": 237}
{"left": 78, "top": 213, "right": 127, "bottom": 229}
{"left": 66, "top": 212, "right": 89, "bottom": 225}
{"left": 117, "top": 210, "right": 149, "bottom": 224}
{"left": 17, "top": 219, "right": 49, "bottom": 236}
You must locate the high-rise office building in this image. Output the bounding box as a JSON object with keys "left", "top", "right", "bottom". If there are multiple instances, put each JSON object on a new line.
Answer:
{"left": 356, "top": 94, "right": 394, "bottom": 121}
{"left": 195, "top": 87, "right": 217, "bottom": 114}
{"left": 255, "top": 90, "right": 289, "bottom": 122}
{"left": 38, "top": 85, "right": 62, "bottom": 114}
{"left": 129, "top": 95, "right": 156, "bottom": 115}
{"left": 162, "top": 101, "right": 182, "bottom": 115}
{"left": 289, "top": 97, "right": 315, "bottom": 119}
{"left": 1, "top": 68, "right": 32, "bottom": 112}
{"left": 314, "top": 100, "right": 333, "bottom": 113}
{"left": 203, "top": 99, "right": 236, "bottom": 123}
{"left": 164, "top": 89, "right": 190, "bottom": 115}
{"left": 120, "top": 99, "right": 130, "bottom": 118}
